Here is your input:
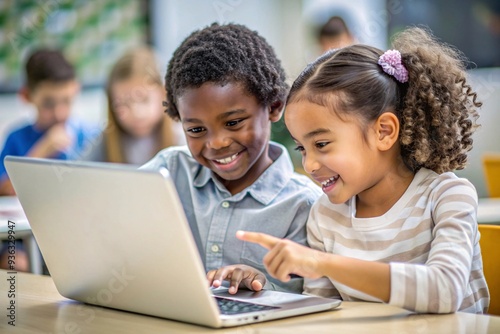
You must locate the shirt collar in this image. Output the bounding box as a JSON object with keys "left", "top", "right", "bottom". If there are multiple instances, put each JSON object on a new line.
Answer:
{"left": 193, "top": 142, "right": 294, "bottom": 205}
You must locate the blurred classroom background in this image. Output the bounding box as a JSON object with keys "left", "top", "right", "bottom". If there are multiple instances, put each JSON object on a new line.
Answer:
{"left": 1, "top": 0, "right": 499, "bottom": 197}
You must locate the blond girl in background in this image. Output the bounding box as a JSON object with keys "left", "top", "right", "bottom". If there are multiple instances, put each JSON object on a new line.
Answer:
{"left": 85, "top": 47, "right": 183, "bottom": 164}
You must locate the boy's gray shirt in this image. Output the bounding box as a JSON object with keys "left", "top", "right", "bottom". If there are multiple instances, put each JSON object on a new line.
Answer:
{"left": 140, "top": 141, "right": 322, "bottom": 293}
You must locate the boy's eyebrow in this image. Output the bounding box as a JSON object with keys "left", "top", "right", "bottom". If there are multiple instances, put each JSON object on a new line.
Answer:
{"left": 182, "top": 109, "right": 247, "bottom": 124}
{"left": 216, "top": 109, "right": 247, "bottom": 121}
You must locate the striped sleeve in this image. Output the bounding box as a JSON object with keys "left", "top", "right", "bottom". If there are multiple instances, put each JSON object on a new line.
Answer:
{"left": 389, "top": 176, "right": 488, "bottom": 313}
{"left": 303, "top": 199, "right": 341, "bottom": 298}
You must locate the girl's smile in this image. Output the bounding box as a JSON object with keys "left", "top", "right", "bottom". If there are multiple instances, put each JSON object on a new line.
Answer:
{"left": 319, "top": 175, "right": 340, "bottom": 193}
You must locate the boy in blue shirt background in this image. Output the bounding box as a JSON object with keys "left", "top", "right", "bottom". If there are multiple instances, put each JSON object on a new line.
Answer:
{"left": 0, "top": 49, "right": 98, "bottom": 196}
{"left": 141, "top": 23, "right": 322, "bottom": 293}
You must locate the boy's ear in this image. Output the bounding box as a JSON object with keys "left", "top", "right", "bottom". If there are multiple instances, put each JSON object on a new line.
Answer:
{"left": 18, "top": 86, "right": 31, "bottom": 103}
{"left": 375, "top": 111, "right": 399, "bottom": 151}
{"left": 268, "top": 100, "right": 284, "bottom": 122}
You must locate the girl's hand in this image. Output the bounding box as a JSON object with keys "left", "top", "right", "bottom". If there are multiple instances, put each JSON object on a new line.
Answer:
{"left": 236, "top": 230, "right": 327, "bottom": 281}
{"left": 207, "top": 264, "right": 267, "bottom": 294}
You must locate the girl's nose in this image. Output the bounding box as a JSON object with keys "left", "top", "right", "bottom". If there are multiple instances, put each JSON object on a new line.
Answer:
{"left": 303, "top": 153, "right": 321, "bottom": 175}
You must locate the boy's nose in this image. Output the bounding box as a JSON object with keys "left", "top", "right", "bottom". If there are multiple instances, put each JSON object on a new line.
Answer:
{"left": 206, "top": 134, "right": 231, "bottom": 150}
{"left": 53, "top": 104, "right": 69, "bottom": 123}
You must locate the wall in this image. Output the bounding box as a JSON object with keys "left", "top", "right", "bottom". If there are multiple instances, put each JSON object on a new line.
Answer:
{"left": 454, "top": 68, "right": 500, "bottom": 198}
{"left": 1, "top": 0, "right": 498, "bottom": 198}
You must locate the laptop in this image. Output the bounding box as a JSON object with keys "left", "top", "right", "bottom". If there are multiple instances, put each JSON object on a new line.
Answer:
{"left": 4, "top": 156, "right": 341, "bottom": 328}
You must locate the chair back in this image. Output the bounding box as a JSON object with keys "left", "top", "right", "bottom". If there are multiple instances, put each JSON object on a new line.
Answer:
{"left": 478, "top": 224, "right": 500, "bottom": 315}
{"left": 482, "top": 154, "right": 500, "bottom": 198}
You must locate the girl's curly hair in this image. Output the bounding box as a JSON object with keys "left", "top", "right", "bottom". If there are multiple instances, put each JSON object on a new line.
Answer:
{"left": 287, "top": 26, "right": 481, "bottom": 174}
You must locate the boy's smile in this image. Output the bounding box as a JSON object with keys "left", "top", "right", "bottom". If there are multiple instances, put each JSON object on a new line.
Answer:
{"left": 177, "top": 82, "right": 280, "bottom": 194}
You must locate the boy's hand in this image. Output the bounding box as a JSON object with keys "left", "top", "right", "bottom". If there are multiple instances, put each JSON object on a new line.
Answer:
{"left": 236, "top": 231, "right": 326, "bottom": 281}
{"left": 207, "top": 265, "right": 267, "bottom": 294}
{"left": 29, "top": 124, "right": 73, "bottom": 158}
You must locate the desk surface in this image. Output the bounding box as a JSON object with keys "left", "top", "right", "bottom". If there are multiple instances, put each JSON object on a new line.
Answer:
{"left": 1, "top": 270, "right": 499, "bottom": 333}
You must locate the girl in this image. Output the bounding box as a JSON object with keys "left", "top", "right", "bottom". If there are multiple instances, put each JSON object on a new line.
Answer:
{"left": 232, "top": 27, "right": 489, "bottom": 313}
{"left": 84, "top": 47, "right": 184, "bottom": 164}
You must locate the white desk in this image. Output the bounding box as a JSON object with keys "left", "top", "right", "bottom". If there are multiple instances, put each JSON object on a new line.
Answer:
{"left": 1, "top": 270, "right": 499, "bottom": 333}
{"left": 478, "top": 198, "right": 500, "bottom": 224}
{"left": 0, "top": 196, "right": 43, "bottom": 274}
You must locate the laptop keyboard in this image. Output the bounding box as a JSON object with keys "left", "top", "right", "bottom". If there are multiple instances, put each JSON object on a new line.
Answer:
{"left": 215, "top": 296, "right": 279, "bottom": 315}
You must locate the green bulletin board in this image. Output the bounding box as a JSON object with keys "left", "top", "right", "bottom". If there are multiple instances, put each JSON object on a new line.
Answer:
{"left": 0, "top": 0, "right": 148, "bottom": 93}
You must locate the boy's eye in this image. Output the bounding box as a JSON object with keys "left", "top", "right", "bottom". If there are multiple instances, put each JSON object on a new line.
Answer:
{"left": 186, "top": 127, "right": 205, "bottom": 135}
{"left": 42, "top": 98, "right": 70, "bottom": 110}
{"left": 226, "top": 119, "right": 244, "bottom": 127}
{"left": 42, "top": 100, "right": 56, "bottom": 109}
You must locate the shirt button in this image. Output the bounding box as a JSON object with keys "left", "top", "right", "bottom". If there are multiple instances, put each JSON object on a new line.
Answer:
{"left": 211, "top": 244, "right": 220, "bottom": 253}
{"left": 221, "top": 201, "right": 230, "bottom": 208}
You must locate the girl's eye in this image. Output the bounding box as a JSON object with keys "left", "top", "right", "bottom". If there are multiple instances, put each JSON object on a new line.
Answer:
{"left": 137, "top": 95, "right": 149, "bottom": 104}
{"left": 315, "top": 142, "right": 329, "bottom": 149}
{"left": 294, "top": 145, "right": 305, "bottom": 152}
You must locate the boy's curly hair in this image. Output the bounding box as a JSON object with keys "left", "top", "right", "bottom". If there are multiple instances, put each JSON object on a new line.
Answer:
{"left": 288, "top": 26, "right": 481, "bottom": 174}
{"left": 165, "top": 23, "right": 289, "bottom": 121}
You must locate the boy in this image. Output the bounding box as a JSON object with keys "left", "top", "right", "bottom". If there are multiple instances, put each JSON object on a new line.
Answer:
{"left": 0, "top": 49, "right": 98, "bottom": 195}
{"left": 141, "top": 23, "right": 322, "bottom": 293}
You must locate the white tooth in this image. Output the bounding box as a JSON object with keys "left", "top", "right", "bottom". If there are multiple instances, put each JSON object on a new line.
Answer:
{"left": 216, "top": 153, "right": 238, "bottom": 164}
{"left": 321, "top": 176, "right": 337, "bottom": 187}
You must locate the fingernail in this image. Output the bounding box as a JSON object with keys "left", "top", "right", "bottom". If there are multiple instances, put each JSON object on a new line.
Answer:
{"left": 213, "top": 280, "right": 220, "bottom": 286}
{"left": 229, "top": 286, "right": 236, "bottom": 294}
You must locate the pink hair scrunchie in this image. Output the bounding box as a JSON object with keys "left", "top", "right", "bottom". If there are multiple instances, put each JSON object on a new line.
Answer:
{"left": 378, "top": 50, "right": 409, "bottom": 83}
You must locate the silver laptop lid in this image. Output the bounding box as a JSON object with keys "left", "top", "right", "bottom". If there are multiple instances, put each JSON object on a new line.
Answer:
{"left": 5, "top": 156, "right": 341, "bottom": 328}
{"left": 5, "top": 156, "right": 224, "bottom": 327}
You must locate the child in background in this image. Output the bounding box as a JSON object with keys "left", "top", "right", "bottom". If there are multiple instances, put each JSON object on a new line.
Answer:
{"left": 230, "top": 27, "right": 490, "bottom": 313}
{"left": 83, "top": 47, "right": 184, "bottom": 164}
{"left": 0, "top": 49, "right": 98, "bottom": 196}
{"left": 141, "top": 23, "right": 322, "bottom": 293}
{"left": 317, "top": 16, "right": 355, "bottom": 53}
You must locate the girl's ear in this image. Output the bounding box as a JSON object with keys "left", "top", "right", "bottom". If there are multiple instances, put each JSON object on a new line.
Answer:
{"left": 375, "top": 111, "right": 399, "bottom": 151}
{"left": 269, "top": 100, "right": 284, "bottom": 122}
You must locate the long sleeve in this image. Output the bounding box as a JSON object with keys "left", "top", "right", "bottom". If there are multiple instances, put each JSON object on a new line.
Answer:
{"left": 301, "top": 168, "right": 489, "bottom": 313}
{"left": 388, "top": 177, "right": 489, "bottom": 313}
{"left": 303, "top": 200, "right": 341, "bottom": 298}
